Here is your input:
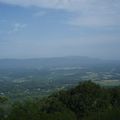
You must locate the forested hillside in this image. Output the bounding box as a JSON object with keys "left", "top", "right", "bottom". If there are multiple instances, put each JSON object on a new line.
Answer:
{"left": 1, "top": 81, "right": 120, "bottom": 120}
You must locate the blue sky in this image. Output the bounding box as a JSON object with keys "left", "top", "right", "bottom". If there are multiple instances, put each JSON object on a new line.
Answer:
{"left": 0, "top": 0, "right": 120, "bottom": 59}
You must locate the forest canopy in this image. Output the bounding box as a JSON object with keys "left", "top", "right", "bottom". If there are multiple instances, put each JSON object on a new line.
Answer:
{"left": 1, "top": 81, "right": 120, "bottom": 120}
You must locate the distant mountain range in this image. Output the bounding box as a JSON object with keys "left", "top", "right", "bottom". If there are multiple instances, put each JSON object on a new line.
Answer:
{"left": 0, "top": 56, "right": 119, "bottom": 69}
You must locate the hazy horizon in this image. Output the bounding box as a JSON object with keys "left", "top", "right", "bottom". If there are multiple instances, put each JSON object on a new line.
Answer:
{"left": 0, "top": 56, "right": 119, "bottom": 61}
{"left": 0, "top": 0, "right": 120, "bottom": 60}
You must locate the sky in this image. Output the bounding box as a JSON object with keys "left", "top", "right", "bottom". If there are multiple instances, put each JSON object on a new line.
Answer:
{"left": 0, "top": 0, "right": 120, "bottom": 60}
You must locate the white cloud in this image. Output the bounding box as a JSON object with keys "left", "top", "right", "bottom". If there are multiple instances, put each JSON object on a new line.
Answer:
{"left": 33, "top": 11, "right": 46, "bottom": 17}
{"left": 0, "top": 0, "right": 120, "bottom": 27}
{"left": 69, "top": 13, "right": 120, "bottom": 27}
{"left": 0, "top": 0, "right": 70, "bottom": 8}
{"left": 8, "top": 23, "right": 27, "bottom": 34}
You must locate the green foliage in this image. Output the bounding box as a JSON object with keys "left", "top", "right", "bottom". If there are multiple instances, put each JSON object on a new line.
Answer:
{"left": 57, "top": 81, "right": 110, "bottom": 118}
{"left": 0, "top": 96, "right": 8, "bottom": 120}
{"left": 2, "top": 81, "right": 120, "bottom": 120}
{"left": 0, "top": 107, "right": 4, "bottom": 120}
{"left": 84, "top": 107, "right": 120, "bottom": 120}
{"left": 7, "top": 98, "right": 76, "bottom": 120}
{"left": 0, "top": 96, "right": 8, "bottom": 104}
